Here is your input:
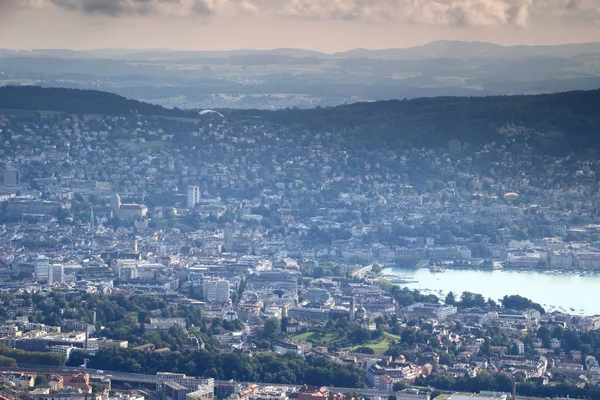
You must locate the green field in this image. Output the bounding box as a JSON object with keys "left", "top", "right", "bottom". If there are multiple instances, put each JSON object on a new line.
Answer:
{"left": 290, "top": 330, "right": 401, "bottom": 355}
{"left": 289, "top": 331, "right": 316, "bottom": 341}
{"left": 345, "top": 332, "right": 401, "bottom": 355}
{"left": 289, "top": 331, "right": 346, "bottom": 345}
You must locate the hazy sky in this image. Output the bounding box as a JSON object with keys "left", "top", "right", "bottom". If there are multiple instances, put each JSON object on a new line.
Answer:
{"left": 0, "top": 0, "right": 599, "bottom": 52}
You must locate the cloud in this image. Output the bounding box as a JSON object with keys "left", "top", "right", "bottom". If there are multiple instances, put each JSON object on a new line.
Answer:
{"left": 19, "top": 0, "right": 221, "bottom": 16}
{"left": 16, "top": 0, "right": 600, "bottom": 26}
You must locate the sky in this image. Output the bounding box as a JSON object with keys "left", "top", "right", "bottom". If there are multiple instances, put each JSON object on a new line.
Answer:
{"left": 0, "top": 0, "right": 599, "bottom": 52}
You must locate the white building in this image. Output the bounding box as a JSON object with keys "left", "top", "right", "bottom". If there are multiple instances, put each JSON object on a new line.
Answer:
{"left": 35, "top": 255, "right": 50, "bottom": 282}
{"left": 551, "top": 251, "right": 573, "bottom": 269}
{"left": 203, "top": 279, "right": 230, "bottom": 303}
{"left": 188, "top": 186, "right": 201, "bottom": 208}
{"left": 50, "top": 345, "right": 76, "bottom": 360}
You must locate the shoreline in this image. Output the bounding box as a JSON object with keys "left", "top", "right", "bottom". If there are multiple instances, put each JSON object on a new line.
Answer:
{"left": 385, "top": 264, "right": 600, "bottom": 276}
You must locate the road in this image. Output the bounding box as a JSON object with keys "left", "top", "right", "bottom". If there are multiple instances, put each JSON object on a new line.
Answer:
{"left": 352, "top": 264, "right": 373, "bottom": 278}
{"left": 3, "top": 365, "right": 393, "bottom": 397}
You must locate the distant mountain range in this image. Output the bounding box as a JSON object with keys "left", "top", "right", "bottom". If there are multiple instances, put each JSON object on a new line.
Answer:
{"left": 3, "top": 40, "right": 600, "bottom": 60}
{"left": 1, "top": 41, "right": 600, "bottom": 110}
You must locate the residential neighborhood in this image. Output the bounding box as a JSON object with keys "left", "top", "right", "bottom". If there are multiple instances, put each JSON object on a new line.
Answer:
{"left": 0, "top": 107, "right": 599, "bottom": 400}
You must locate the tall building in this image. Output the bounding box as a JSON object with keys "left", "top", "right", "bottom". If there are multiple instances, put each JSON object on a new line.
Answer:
{"left": 202, "top": 279, "right": 229, "bottom": 303}
{"left": 110, "top": 193, "right": 121, "bottom": 213}
{"left": 35, "top": 255, "right": 50, "bottom": 282}
{"left": 187, "top": 186, "right": 200, "bottom": 208}
{"left": 3, "top": 166, "right": 21, "bottom": 187}
{"left": 49, "top": 264, "right": 64, "bottom": 283}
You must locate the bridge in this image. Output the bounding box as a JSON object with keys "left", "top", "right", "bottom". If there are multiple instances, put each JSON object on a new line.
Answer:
{"left": 3, "top": 365, "right": 394, "bottom": 397}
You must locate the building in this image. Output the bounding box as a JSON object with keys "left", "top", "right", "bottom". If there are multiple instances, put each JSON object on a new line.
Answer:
{"left": 49, "top": 264, "right": 64, "bottom": 283}
{"left": 162, "top": 382, "right": 190, "bottom": 400}
{"left": 51, "top": 344, "right": 76, "bottom": 360}
{"left": 48, "top": 375, "right": 64, "bottom": 392}
{"left": 288, "top": 307, "right": 329, "bottom": 321}
{"left": 110, "top": 193, "right": 148, "bottom": 220}
{"left": 296, "top": 386, "right": 328, "bottom": 400}
{"left": 551, "top": 251, "right": 573, "bottom": 269}
{"left": 15, "top": 331, "right": 87, "bottom": 352}
{"left": 95, "top": 338, "right": 129, "bottom": 350}
{"left": 6, "top": 199, "right": 67, "bottom": 216}
{"left": 118, "top": 204, "right": 149, "bottom": 220}
{"left": 186, "top": 383, "right": 214, "bottom": 400}
{"left": 19, "top": 374, "right": 34, "bottom": 388}
{"left": 403, "top": 303, "right": 457, "bottom": 320}
{"left": 203, "top": 279, "right": 229, "bottom": 303}
{"left": 579, "top": 316, "right": 600, "bottom": 332}
{"left": 3, "top": 166, "right": 21, "bottom": 187}
{"left": 35, "top": 255, "right": 50, "bottom": 282}
{"left": 63, "top": 373, "right": 92, "bottom": 393}
{"left": 379, "top": 375, "right": 394, "bottom": 392}
{"left": 188, "top": 186, "right": 201, "bottom": 208}
{"left": 247, "top": 386, "right": 288, "bottom": 400}
{"left": 272, "top": 341, "right": 301, "bottom": 354}
{"left": 437, "top": 394, "right": 507, "bottom": 400}
{"left": 511, "top": 339, "right": 525, "bottom": 355}
{"left": 156, "top": 373, "right": 214, "bottom": 397}
{"left": 110, "top": 193, "right": 121, "bottom": 213}
{"left": 144, "top": 318, "right": 186, "bottom": 333}
{"left": 182, "top": 336, "right": 205, "bottom": 352}
{"left": 577, "top": 253, "right": 600, "bottom": 269}
{"left": 397, "top": 389, "right": 430, "bottom": 400}
{"left": 493, "top": 309, "right": 541, "bottom": 326}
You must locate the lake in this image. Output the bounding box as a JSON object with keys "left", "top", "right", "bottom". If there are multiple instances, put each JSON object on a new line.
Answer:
{"left": 381, "top": 267, "right": 600, "bottom": 316}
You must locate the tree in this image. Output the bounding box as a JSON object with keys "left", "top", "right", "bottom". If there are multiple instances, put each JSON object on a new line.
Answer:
{"left": 354, "top": 346, "right": 375, "bottom": 355}
{"left": 501, "top": 295, "right": 545, "bottom": 314}
{"left": 348, "top": 327, "right": 372, "bottom": 345}
{"left": 562, "top": 330, "right": 582, "bottom": 352}
{"left": 263, "top": 318, "right": 281, "bottom": 337}
{"left": 459, "top": 292, "right": 486, "bottom": 308}
{"left": 552, "top": 326, "right": 564, "bottom": 340}
{"left": 537, "top": 326, "right": 551, "bottom": 348}
{"left": 509, "top": 343, "right": 521, "bottom": 355}
{"left": 34, "top": 375, "right": 48, "bottom": 386}
{"left": 393, "top": 381, "right": 407, "bottom": 391}
{"left": 445, "top": 292, "right": 456, "bottom": 306}
{"left": 0, "top": 355, "right": 17, "bottom": 368}
{"left": 372, "top": 264, "right": 382, "bottom": 274}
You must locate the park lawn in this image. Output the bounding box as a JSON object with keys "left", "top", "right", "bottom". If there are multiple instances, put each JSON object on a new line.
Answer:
{"left": 291, "top": 331, "right": 399, "bottom": 354}
{"left": 289, "top": 331, "right": 317, "bottom": 341}
{"left": 344, "top": 332, "right": 401, "bottom": 355}
{"left": 289, "top": 331, "right": 343, "bottom": 346}
{"left": 345, "top": 338, "right": 393, "bottom": 355}
{"left": 383, "top": 332, "right": 401, "bottom": 340}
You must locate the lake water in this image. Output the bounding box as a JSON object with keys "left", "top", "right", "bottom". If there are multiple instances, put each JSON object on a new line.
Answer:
{"left": 381, "top": 267, "right": 600, "bottom": 316}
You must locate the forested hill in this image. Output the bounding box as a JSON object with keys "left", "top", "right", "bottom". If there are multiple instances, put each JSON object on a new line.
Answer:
{"left": 1, "top": 85, "right": 600, "bottom": 153}
{"left": 229, "top": 88, "right": 600, "bottom": 153}
{"left": 0, "top": 86, "right": 193, "bottom": 118}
